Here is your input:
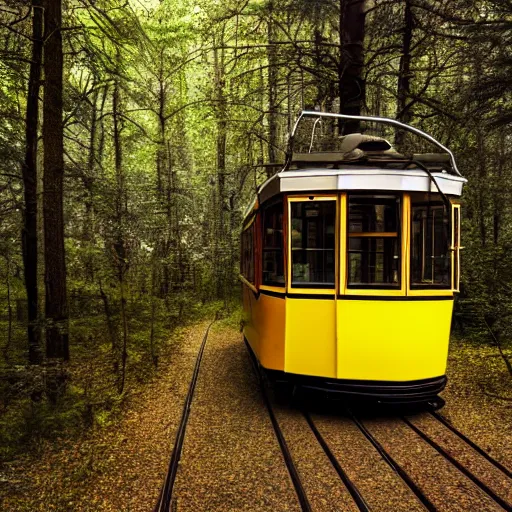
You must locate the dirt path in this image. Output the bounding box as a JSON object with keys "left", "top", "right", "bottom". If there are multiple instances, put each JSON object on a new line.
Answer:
{"left": 1, "top": 321, "right": 211, "bottom": 512}
{"left": 1, "top": 321, "right": 510, "bottom": 512}
{"left": 172, "top": 324, "right": 299, "bottom": 512}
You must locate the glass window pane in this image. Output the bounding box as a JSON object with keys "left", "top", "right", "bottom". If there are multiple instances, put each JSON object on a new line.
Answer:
{"left": 263, "top": 203, "right": 284, "bottom": 285}
{"left": 348, "top": 237, "right": 399, "bottom": 285}
{"left": 347, "top": 195, "right": 401, "bottom": 287}
{"left": 349, "top": 196, "right": 399, "bottom": 233}
{"left": 411, "top": 205, "right": 450, "bottom": 288}
{"left": 291, "top": 201, "right": 335, "bottom": 286}
{"left": 292, "top": 249, "right": 335, "bottom": 285}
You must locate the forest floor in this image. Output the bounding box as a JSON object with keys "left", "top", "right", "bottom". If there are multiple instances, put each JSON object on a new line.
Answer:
{"left": 0, "top": 320, "right": 511, "bottom": 511}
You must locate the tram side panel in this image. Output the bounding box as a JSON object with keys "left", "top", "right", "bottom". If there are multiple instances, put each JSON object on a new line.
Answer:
{"left": 336, "top": 299, "right": 453, "bottom": 381}
{"left": 285, "top": 297, "right": 337, "bottom": 378}
{"left": 254, "top": 293, "right": 286, "bottom": 371}
{"left": 242, "top": 285, "right": 259, "bottom": 356}
{"left": 243, "top": 286, "right": 286, "bottom": 371}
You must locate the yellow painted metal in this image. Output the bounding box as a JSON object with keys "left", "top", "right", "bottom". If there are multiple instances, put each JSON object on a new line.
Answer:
{"left": 287, "top": 289, "right": 335, "bottom": 296}
{"left": 242, "top": 283, "right": 285, "bottom": 371}
{"left": 242, "top": 190, "right": 458, "bottom": 385}
{"left": 408, "top": 289, "right": 454, "bottom": 297}
{"left": 285, "top": 194, "right": 338, "bottom": 377}
{"left": 403, "top": 194, "right": 410, "bottom": 294}
{"left": 259, "top": 284, "right": 285, "bottom": 293}
{"left": 336, "top": 299, "right": 453, "bottom": 380}
{"left": 242, "top": 285, "right": 259, "bottom": 355}
{"left": 339, "top": 193, "right": 347, "bottom": 292}
{"left": 254, "top": 293, "right": 286, "bottom": 370}
{"left": 285, "top": 298, "right": 336, "bottom": 378}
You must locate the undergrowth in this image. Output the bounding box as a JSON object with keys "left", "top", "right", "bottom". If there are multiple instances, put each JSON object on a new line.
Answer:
{"left": 0, "top": 295, "right": 238, "bottom": 463}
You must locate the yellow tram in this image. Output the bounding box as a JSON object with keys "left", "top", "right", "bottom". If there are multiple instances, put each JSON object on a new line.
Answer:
{"left": 240, "top": 111, "right": 465, "bottom": 403}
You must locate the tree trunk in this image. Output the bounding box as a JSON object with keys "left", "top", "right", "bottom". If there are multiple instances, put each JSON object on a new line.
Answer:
{"left": 149, "top": 258, "right": 158, "bottom": 367}
{"left": 395, "top": 0, "right": 413, "bottom": 146}
{"left": 43, "top": 0, "right": 69, "bottom": 361}
{"left": 112, "top": 68, "right": 129, "bottom": 393}
{"left": 99, "top": 279, "right": 117, "bottom": 353}
{"left": 339, "top": 0, "right": 366, "bottom": 134}
{"left": 4, "top": 252, "right": 13, "bottom": 362}
{"left": 213, "top": 39, "right": 228, "bottom": 299}
{"left": 22, "top": 0, "right": 43, "bottom": 364}
{"left": 267, "top": 1, "right": 278, "bottom": 175}
{"left": 83, "top": 86, "right": 98, "bottom": 282}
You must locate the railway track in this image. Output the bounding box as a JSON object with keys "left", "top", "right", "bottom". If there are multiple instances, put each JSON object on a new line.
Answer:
{"left": 403, "top": 413, "right": 512, "bottom": 511}
{"left": 154, "top": 322, "right": 214, "bottom": 512}
{"left": 245, "top": 339, "right": 313, "bottom": 512}
{"left": 157, "top": 332, "right": 511, "bottom": 512}
{"left": 249, "top": 358, "right": 512, "bottom": 512}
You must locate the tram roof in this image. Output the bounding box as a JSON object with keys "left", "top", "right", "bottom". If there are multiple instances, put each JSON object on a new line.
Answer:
{"left": 242, "top": 111, "right": 467, "bottom": 221}
{"left": 243, "top": 165, "right": 466, "bottom": 221}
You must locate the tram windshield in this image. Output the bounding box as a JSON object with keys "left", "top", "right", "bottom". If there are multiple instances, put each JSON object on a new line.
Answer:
{"left": 347, "top": 195, "right": 401, "bottom": 287}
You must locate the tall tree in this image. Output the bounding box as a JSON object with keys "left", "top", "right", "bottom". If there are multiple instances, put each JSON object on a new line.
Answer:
{"left": 266, "top": 0, "right": 278, "bottom": 172}
{"left": 22, "top": 0, "right": 43, "bottom": 364}
{"left": 395, "top": 0, "right": 414, "bottom": 145}
{"left": 339, "top": 0, "right": 366, "bottom": 133}
{"left": 43, "top": 0, "right": 69, "bottom": 360}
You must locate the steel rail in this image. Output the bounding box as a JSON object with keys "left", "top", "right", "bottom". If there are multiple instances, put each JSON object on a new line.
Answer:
{"left": 347, "top": 410, "right": 438, "bottom": 512}
{"left": 303, "top": 411, "right": 371, "bottom": 512}
{"left": 429, "top": 411, "right": 512, "bottom": 479}
{"left": 288, "top": 110, "right": 462, "bottom": 177}
{"left": 245, "top": 340, "right": 312, "bottom": 512}
{"left": 154, "top": 321, "right": 215, "bottom": 512}
{"left": 403, "top": 417, "right": 512, "bottom": 511}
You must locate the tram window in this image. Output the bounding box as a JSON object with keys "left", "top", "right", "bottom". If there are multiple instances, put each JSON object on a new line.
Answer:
{"left": 262, "top": 203, "right": 284, "bottom": 285}
{"left": 347, "top": 196, "right": 400, "bottom": 287}
{"left": 241, "top": 223, "right": 254, "bottom": 283}
{"left": 291, "top": 201, "right": 335, "bottom": 286}
{"left": 411, "top": 204, "right": 450, "bottom": 288}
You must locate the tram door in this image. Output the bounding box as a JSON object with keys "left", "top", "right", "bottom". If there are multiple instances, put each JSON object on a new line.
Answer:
{"left": 285, "top": 197, "right": 338, "bottom": 378}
